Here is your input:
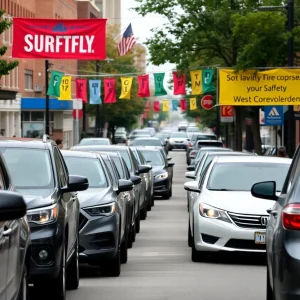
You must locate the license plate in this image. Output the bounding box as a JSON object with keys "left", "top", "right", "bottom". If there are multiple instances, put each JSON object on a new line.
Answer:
{"left": 254, "top": 232, "right": 266, "bottom": 244}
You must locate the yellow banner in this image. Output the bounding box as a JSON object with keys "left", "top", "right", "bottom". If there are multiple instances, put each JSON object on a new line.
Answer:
{"left": 162, "top": 100, "right": 169, "bottom": 112}
{"left": 190, "top": 98, "right": 197, "bottom": 110}
{"left": 219, "top": 69, "right": 300, "bottom": 106}
{"left": 119, "top": 77, "right": 133, "bottom": 100}
{"left": 58, "top": 76, "right": 72, "bottom": 100}
{"left": 190, "top": 70, "right": 203, "bottom": 95}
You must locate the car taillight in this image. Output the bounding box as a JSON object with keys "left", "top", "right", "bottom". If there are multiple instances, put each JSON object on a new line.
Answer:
{"left": 282, "top": 204, "right": 300, "bottom": 230}
{"left": 190, "top": 151, "right": 196, "bottom": 158}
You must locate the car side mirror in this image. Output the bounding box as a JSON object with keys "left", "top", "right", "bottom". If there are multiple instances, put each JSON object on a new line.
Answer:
{"left": 0, "top": 191, "right": 27, "bottom": 221}
{"left": 118, "top": 179, "right": 133, "bottom": 193}
{"left": 130, "top": 175, "right": 142, "bottom": 185}
{"left": 184, "top": 181, "right": 200, "bottom": 192}
{"left": 187, "top": 165, "right": 195, "bottom": 171}
{"left": 138, "top": 165, "right": 152, "bottom": 174}
{"left": 167, "top": 156, "right": 172, "bottom": 161}
{"left": 185, "top": 171, "right": 196, "bottom": 180}
{"left": 187, "top": 139, "right": 190, "bottom": 141}
{"left": 251, "top": 181, "right": 278, "bottom": 201}
{"left": 168, "top": 162, "right": 175, "bottom": 167}
{"left": 63, "top": 175, "right": 89, "bottom": 193}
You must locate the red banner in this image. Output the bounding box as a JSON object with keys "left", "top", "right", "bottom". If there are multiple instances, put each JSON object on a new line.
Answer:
{"left": 173, "top": 72, "right": 186, "bottom": 95}
{"left": 180, "top": 99, "right": 187, "bottom": 111}
{"left": 12, "top": 18, "right": 107, "bottom": 59}
{"left": 145, "top": 101, "right": 150, "bottom": 111}
{"left": 138, "top": 75, "right": 150, "bottom": 98}
{"left": 104, "top": 78, "right": 116, "bottom": 103}
{"left": 154, "top": 101, "right": 160, "bottom": 112}
{"left": 75, "top": 79, "right": 87, "bottom": 103}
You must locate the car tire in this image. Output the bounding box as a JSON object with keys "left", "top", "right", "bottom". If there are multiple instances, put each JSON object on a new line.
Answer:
{"left": 18, "top": 264, "right": 28, "bottom": 300}
{"left": 147, "top": 200, "right": 152, "bottom": 211}
{"left": 169, "top": 148, "right": 172, "bottom": 151}
{"left": 127, "top": 226, "right": 133, "bottom": 249}
{"left": 135, "top": 213, "right": 140, "bottom": 233}
{"left": 66, "top": 237, "right": 79, "bottom": 290}
{"left": 188, "top": 223, "right": 192, "bottom": 248}
{"left": 140, "top": 206, "right": 147, "bottom": 220}
{"left": 267, "top": 266, "right": 274, "bottom": 300}
{"left": 104, "top": 247, "right": 121, "bottom": 277}
{"left": 169, "top": 186, "right": 172, "bottom": 197}
{"left": 163, "top": 191, "right": 170, "bottom": 200}
{"left": 121, "top": 239, "right": 128, "bottom": 264}
{"left": 53, "top": 242, "right": 67, "bottom": 300}
{"left": 131, "top": 222, "right": 136, "bottom": 242}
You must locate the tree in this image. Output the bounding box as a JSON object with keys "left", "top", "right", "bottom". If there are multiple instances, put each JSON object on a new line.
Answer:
{"left": 133, "top": 0, "right": 300, "bottom": 153}
{"left": 80, "top": 25, "right": 145, "bottom": 140}
{"left": 0, "top": 10, "right": 18, "bottom": 78}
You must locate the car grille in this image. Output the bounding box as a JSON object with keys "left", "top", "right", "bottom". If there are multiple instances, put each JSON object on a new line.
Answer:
{"left": 225, "top": 239, "right": 266, "bottom": 250}
{"left": 79, "top": 213, "right": 88, "bottom": 231}
{"left": 228, "top": 212, "right": 268, "bottom": 229}
{"left": 175, "top": 141, "right": 184, "bottom": 143}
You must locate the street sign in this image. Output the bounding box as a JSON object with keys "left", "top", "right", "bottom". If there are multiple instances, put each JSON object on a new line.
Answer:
{"left": 201, "top": 95, "right": 214, "bottom": 110}
{"left": 264, "top": 106, "right": 284, "bottom": 126}
{"left": 220, "top": 105, "right": 234, "bottom": 123}
{"left": 73, "top": 98, "right": 83, "bottom": 110}
{"left": 72, "top": 109, "right": 83, "bottom": 119}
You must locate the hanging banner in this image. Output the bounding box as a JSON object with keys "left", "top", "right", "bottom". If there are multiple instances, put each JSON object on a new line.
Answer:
{"left": 190, "top": 69, "right": 215, "bottom": 95}
{"left": 119, "top": 77, "right": 133, "bottom": 100}
{"left": 190, "top": 70, "right": 203, "bottom": 95}
{"left": 202, "top": 69, "right": 215, "bottom": 93}
{"left": 145, "top": 101, "right": 150, "bottom": 111}
{"left": 154, "top": 101, "right": 160, "bottom": 112}
{"left": 104, "top": 78, "right": 116, "bottom": 103}
{"left": 138, "top": 74, "right": 150, "bottom": 98}
{"left": 162, "top": 100, "right": 169, "bottom": 112}
{"left": 220, "top": 105, "right": 234, "bottom": 123}
{"left": 89, "top": 80, "right": 101, "bottom": 104}
{"left": 180, "top": 99, "right": 187, "bottom": 111}
{"left": 58, "top": 76, "right": 72, "bottom": 100}
{"left": 219, "top": 69, "right": 300, "bottom": 106}
{"left": 154, "top": 73, "right": 167, "bottom": 96}
{"left": 173, "top": 72, "right": 186, "bottom": 95}
{"left": 190, "top": 98, "right": 197, "bottom": 110}
{"left": 172, "top": 100, "right": 178, "bottom": 111}
{"left": 12, "top": 18, "right": 107, "bottom": 59}
{"left": 47, "top": 70, "right": 64, "bottom": 97}
{"left": 75, "top": 79, "right": 87, "bottom": 103}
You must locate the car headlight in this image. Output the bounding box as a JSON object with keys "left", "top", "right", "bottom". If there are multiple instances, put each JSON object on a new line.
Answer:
{"left": 155, "top": 172, "right": 168, "bottom": 180}
{"left": 169, "top": 139, "right": 173, "bottom": 143}
{"left": 27, "top": 204, "right": 58, "bottom": 225}
{"left": 199, "top": 203, "right": 231, "bottom": 223}
{"left": 84, "top": 202, "right": 116, "bottom": 217}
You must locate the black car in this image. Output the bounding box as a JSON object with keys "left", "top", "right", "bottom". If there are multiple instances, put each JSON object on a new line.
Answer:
{"left": 137, "top": 148, "right": 174, "bottom": 200}
{"left": 62, "top": 150, "right": 133, "bottom": 277}
{"left": 71, "top": 145, "right": 151, "bottom": 229}
{"left": 0, "top": 136, "right": 89, "bottom": 300}
{"left": 0, "top": 151, "right": 31, "bottom": 300}
{"left": 114, "top": 132, "right": 128, "bottom": 144}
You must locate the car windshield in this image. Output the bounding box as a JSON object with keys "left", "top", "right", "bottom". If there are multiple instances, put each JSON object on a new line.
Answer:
{"left": 1, "top": 148, "right": 54, "bottom": 189}
{"left": 196, "top": 149, "right": 231, "bottom": 162}
{"left": 171, "top": 132, "right": 187, "bottom": 138}
{"left": 132, "top": 139, "right": 161, "bottom": 146}
{"left": 207, "top": 162, "right": 289, "bottom": 191}
{"left": 111, "top": 157, "right": 125, "bottom": 178}
{"left": 192, "top": 135, "right": 217, "bottom": 141}
{"left": 140, "top": 150, "right": 164, "bottom": 166}
{"left": 64, "top": 157, "right": 108, "bottom": 188}
{"left": 79, "top": 139, "right": 110, "bottom": 146}
{"left": 117, "top": 150, "right": 133, "bottom": 172}
{"left": 187, "top": 127, "right": 200, "bottom": 132}
{"left": 198, "top": 141, "right": 223, "bottom": 147}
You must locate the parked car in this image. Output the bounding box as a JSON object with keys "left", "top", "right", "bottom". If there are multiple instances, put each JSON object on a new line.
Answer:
{"left": 186, "top": 133, "right": 217, "bottom": 164}
{"left": 251, "top": 144, "right": 300, "bottom": 300}
{"left": 114, "top": 132, "right": 128, "bottom": 144}
{"left": 79, "top": 138, "right": 111, "bottom": 146}
{"left": 143, "top": 127, "right": 156, "bottom": 136}
{"left": 168, "top": 132, "right": 189, "bottom": 151}
{"left": 0, "top": 136, "right": 89, "bottom": 300}
{"left": 186, "top": 126, "right": 201, "bottom": 140}
{"left": 178, "top": 121, "right": 188, "bottom": 131}
{"left": 184, "top": 156, "right": 291, "bottom": 262}
{"left": 132, "top": 137, "right": 167, "bottom": 154}
{"left": 155, "top": 134, "right": 169, "bottom": 154}
{"left": 137, "top": 148, "right": 174, "bottom": 200}
{"left": 0, "top": 153, "right": 31, "bottom": 300}
{"left": 130, "top": 147, "right": 154, "bottom": 210}
{"left": 128, "top": 130, "right": 152, "bottom": 145}
{"left": 71, "top": 145, "right": 151, "bottom": 229}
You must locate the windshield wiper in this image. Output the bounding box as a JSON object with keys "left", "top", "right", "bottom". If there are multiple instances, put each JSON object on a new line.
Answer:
{"left": 208, "top": 188, "right": 233, "bottom": 191}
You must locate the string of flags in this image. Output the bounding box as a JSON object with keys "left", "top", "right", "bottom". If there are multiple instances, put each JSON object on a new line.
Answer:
{"left": 46, "top": 69, "right": 216, "bottom": 106}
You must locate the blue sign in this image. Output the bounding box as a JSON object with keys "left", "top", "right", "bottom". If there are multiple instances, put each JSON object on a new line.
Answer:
{"left": 264, "top": 106, "right": 284, "bottom": 126}
{"left": 21, "top": 98, "right": 73, "bottom": 110}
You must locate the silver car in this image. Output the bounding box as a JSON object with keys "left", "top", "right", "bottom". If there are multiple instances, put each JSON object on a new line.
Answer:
{"left": 168, "top": 132, "right": 189, "bottom": 151}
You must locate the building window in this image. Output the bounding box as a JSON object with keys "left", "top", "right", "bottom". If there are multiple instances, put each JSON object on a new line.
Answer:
{"left": 2, "top": 15, "right": 12, "bottom": 45}
{"left": 21, "top": 112, "right": 30, "bottom": 122}
{"left": 24, "top": 69, "right": 33, "bottom": 90}
{"left": 31, "top": 112, "right": 44, "bottom": 122}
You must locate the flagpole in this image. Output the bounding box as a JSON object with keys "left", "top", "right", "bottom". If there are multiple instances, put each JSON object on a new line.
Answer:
{"left": 45, "top": 59, "right": 50, "bottom": 135}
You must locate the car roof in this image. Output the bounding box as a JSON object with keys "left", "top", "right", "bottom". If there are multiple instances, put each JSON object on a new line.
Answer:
{"left": 98, "top": 151, "right": 120, "bottom": 158}
{"left": 0, "top": 137, "right": 53, "bottom": 149}
{"left": 206, "top": 151, "right": 253, "bottom": 156}
{"left": 133, "top": 147, "right": 160, "bottom": 152}
{"left": 81, "top": 138, "right": 109, "bottom": 140}
{"left": 199, "top": 147, "right": 230, "bottom": 151}
{"left": 72, "top": 145, "right": 129, "bottom": 151}
{"left": 133, "top": 137, "right": 160, "bottom": 140}
{"left": 61, "top": 150, "right": 99, "bottom": 158}
{"left": 214, "top": 156, "right": 292, "bottom": 164}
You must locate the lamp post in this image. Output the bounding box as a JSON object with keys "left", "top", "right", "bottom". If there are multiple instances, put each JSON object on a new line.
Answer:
{"left": 258, "top": 2, "right": 295, "bottom": 157}
{"left": 95, "top": 61, "right": 101, "bottom": 137}
{"left": 45, "top": 60, "right": 50, "bottom": 135}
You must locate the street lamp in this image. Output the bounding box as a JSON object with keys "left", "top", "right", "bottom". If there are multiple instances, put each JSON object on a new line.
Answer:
{"left": 258, "top": 0, "right": 295, "bottom": 157}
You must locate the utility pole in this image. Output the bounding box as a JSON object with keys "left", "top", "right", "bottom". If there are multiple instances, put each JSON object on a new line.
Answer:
{"left": 287, "top": 0, "right": 295, "bottom": 157}
{"left": 95, "top": 61, "right": 101, "bottom": 137}
{"left": 45, "top": 60, "right": 50, "bottom": 135}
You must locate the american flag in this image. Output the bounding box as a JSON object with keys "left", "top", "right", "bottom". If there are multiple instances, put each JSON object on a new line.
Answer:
{"left": 118, "top": 24, "right": 136, "bottom": 56}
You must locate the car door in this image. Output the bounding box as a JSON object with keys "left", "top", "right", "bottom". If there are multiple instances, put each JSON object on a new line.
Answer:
{"left": 53, "top": 148, "right": 76, "bottom": 255}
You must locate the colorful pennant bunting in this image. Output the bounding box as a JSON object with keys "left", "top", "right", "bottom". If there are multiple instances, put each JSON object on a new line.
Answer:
{"left": 154, "top": 101, "right": 160, "bottom": 112}
{"left": 47, "top": 70, "right": 64, "bottom": 97}
{"left": 202, "top": 69, "right": 215, "bottom": 93}
{"left": 154, "top": 73, "right": 167, "bottom": 96}
{"left": 190, "top": 98, "right": 197, "bottom": 110}
{"left": 120, "top": 77, "right": 133, "bottom": 100}
{"left": 138, "top": 74, "right": 150, "bottom": 98}
{"left": 180, "top": 99, "right": 187, "bottom": 111}
{"left": 162, "top": 100, "right": 169, "bottom": 112}
{"left": 172, "top": 100, "right": 178, "bottom": 111}
{"left": 145, "top": 101, "right": 150, "bottom": 111}
{"left": 89, "top": 80, "right": 101, "bottom": 104}
{"left": 190, "top": 69, "right": 215, "bottom": 95}
{"left": 173, "top": 72, "right": 186, "bottom": 95}
{"left": 58, "top": 76, "right": 72, "bottom": 100}
{"left": 104, "top": 78, "right": 116, "bottom": 103}
{"left": 75, "top": 79, "right": 87, "bottom": 103}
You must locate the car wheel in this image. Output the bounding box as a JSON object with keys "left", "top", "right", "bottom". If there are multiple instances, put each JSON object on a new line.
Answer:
{"left": 163, "top": 191, "right": 170, "bottom": 200}
{"left": 66, "top": 236, "right": 79, "bottom": 290}
{"left": 151, "top": 194, "right": 155, "bottom": 207}
{"left": 131, "top": 222, "right": 136, "bottom": 242}
{"left": 169, "top": 186, "right": 172, "bottom": 197}
{"left": 169, "top": 148, "right": 172, "bottom": 151}
{"left": 103, "top": 247, "right": 121, "bottom": 277}
{"left": 18, "top": 264, "right": 28, "bottom": 300}
{"left": 140, "top": 206, "right": 147, "bottom": 220}
{"left": 121, "top": 239, "right": 128, "bottom": 264}
{"left": 127, "top": 226, "right": 133, "bottom": 249}
{"left": 267, "top": 266, "right": 274, "bottom": 300}
{"left": 147, "top": 200, "right": 152, "bottom": 211}
{"left": 188, "top": 222, "right": 192, "bottom": 248}
{"left": 191, "top": 236, "right": 199, "bottom": 262}
{"left": 135, "top": 213, "right": 140, "bottom": 234}
{"left": 53, "top": 242, "right": 67, "bottom": 300}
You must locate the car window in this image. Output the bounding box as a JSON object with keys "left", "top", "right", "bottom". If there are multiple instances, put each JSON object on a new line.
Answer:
{"left": 140, "top": 150, "right": 164, "bottom": 166}
{"left": 112, "top": 157, "right": 125, "bottom": 179}
{"left": 0, "top": 167, "right": 6, "bottom": 190}
{"left": 103, "top": 158, "right": 118, "bottom": 189}
{"left": 133, "top": 139, "right": 161, "bottom": 146}
{"left": 170, "top": 132, "right": 188, "bottom": 138}
{"left": 79, "top": 139, "right": 110, "bottom": 146}
{"left": 118, "top": 150, "right": 133, "bottom": 172}
{"left": 54, "top": 148, "right": 68, "bottom": 188}
{"left": 199, "top": 163, "right": 211, "bottom": 190}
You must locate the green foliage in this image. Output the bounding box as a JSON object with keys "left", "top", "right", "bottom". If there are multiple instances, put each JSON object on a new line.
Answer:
{"left": 0, "top": 10, "right": 18, "bottom": 78}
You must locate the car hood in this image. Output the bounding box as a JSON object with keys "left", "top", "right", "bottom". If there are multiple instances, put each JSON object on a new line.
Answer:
{"left": 77, "top": 188, "right": 112, "bottom": 208}
{"left": 19, "top": 189, "right": 55, "bottom": 210}
{"left": 152, "top": 166, "right": 166, "bottom": 175}
{"left": 202, "top": 190, "right": 275, "bottom": 215}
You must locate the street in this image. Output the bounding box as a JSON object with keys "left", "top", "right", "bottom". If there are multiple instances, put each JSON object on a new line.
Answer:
{"left": 68, "top": 151, "right": 266, "bottom": 300}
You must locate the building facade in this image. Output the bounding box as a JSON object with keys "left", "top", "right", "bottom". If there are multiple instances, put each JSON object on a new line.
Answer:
{"left": 95, "top": 0, "right": 121, "bottom": 27}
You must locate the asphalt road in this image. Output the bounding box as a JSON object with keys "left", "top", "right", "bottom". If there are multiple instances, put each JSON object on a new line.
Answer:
{"left": 68, "top": 151, "right": 266, "bottom": 300}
